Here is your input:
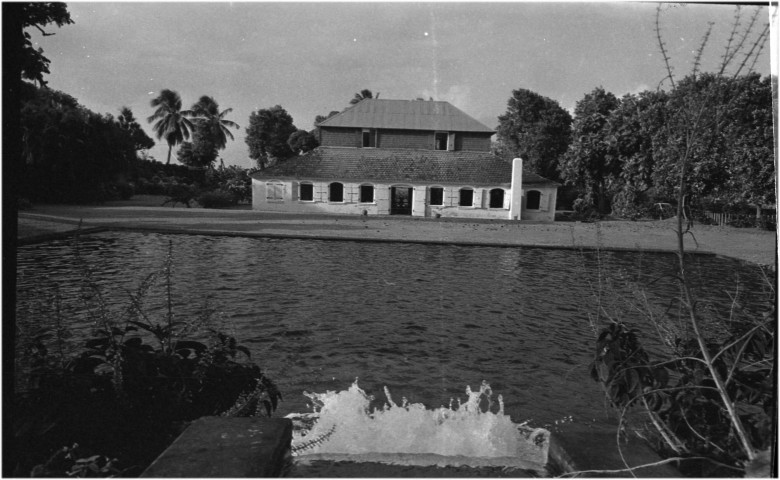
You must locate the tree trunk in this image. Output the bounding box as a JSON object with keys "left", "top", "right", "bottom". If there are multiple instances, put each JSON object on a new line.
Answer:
{"left": 4, "top": 3, "right": 23, "bottom": 475}
{"left": 166, "top": 145, "right": 172, "bottom": 165}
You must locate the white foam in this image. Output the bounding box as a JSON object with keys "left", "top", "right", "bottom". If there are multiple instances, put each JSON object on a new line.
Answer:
{"left": 288, "top": 380, "right": 550, "bottom": 471}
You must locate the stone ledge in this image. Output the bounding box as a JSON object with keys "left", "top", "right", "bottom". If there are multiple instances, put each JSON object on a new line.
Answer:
{"left": 548, "top": 423, "right": 680, "bottom": 477}
{"left": 141, "top": 417, "right": 292, "bottom": 478}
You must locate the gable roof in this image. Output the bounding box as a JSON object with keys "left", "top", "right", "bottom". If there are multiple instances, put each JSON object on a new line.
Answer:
{"left": 317, "top": 99, "right": 495, "bottom": 134}
{"left": 251, "top": 147, "right": 559, "bottom": 187}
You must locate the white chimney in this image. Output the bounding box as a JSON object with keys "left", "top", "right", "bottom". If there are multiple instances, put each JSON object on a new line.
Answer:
{"left": 509, "top": 158, "right": 523, "bottom": 220}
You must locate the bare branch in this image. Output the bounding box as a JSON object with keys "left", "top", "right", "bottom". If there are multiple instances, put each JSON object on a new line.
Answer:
{"left": 33, "top": 24, "right": 55, "bottom": 37}
{"left": 558, "top": 456, "right": 743, "bottom": 477}
{"left": 655, "top": 5, "right": 676, "bottom": 89}
{"left": 719, "top": 6, "right": 742, "bottom": 75}
{"left": 735, "top": 22, "right": 769, "bottom": 77}
{"left": 692, "top": 22, "right": 714, "bottom": 79}
{"left": 723, "top": 7, "right": 761, "bottom": 73}
{"left": 747, "top": 24, "right": 769, "bottom": 75}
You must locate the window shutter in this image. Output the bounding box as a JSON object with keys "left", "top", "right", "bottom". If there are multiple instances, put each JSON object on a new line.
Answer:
{"left": 473, "top": 189, "right": 483, "bottom": 208}
{"left": 446, "top": 187, "right": 458, "bottom": 206}
{"left": 315, "top": 183, "right": 324, "bottom": 202}
{"left": 376, "top": 186, "right": 389, "bottom": 202}
{"left": 347, "top": 184, "right": 357, "bottom": 203}
{"left": 291, "top": 182, "right": 298, "bottom": 201}
{"left": 539, "top": 191, "right": 548, "bottom": 211}
{"left": 412, "top": 187, "right": 425, "bottom": 212}
{"left": 503, "top": 190, "right": 511, "bottom": 209}
{"left": 448, "top": 133, "right": 455, "bottom": 151}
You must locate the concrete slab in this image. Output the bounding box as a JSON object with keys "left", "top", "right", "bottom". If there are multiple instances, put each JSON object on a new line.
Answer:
{"left": 140, "top": 417, "right": 292, "bottom": 478}
{"left": 548, "top": 423, "right": 680, "bottom": 477}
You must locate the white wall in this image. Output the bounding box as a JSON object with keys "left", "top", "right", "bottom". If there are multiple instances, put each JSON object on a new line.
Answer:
{"left": 519, "top": 186, "right": 557, "bottom": 221}
{"left": 252, "top": 179, "right": 515, "bottom": 219}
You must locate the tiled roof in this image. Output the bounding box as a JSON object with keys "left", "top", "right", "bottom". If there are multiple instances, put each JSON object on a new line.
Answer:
{"left": 251, "top": 147, "right": 559, "bottom": 187}
{"left": 317, "top": 99, "right": 495, "bottom": 133}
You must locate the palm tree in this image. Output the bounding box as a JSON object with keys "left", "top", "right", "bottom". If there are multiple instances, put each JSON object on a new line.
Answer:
{"left": 190, "top": 95, "right": 239, "bottom": 151}
{"left": 350, "top": 89, "right": 378, "bottom": 105}
{"left": 147, "top": 89, "right": 194, "bottom": 164}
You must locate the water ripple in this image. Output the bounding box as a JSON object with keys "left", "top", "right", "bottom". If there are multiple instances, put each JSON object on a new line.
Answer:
{"left": 16, "top": 232, "right": 769, "bottom": 425}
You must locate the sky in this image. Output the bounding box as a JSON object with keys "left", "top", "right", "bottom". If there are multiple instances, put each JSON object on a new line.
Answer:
{"left": 30, "top": 2, "right": 773, "bottom": 169}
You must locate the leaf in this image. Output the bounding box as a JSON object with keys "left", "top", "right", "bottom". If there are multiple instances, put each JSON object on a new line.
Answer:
{"left": 94, "top": 363, "right": 114, "bottom": 375}
{"left": 173, "top": 340, "right": 207, "bottom": 353}
{"left": 85, "top": 338, "right": 109, "bottom": 349}
{"left": 123, "top": 337, "right": 143, "bottom": 348}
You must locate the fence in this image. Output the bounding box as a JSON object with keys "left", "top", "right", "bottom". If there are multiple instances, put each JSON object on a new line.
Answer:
{"left": 702, "top": 211, "right": 776, "bottom": 227}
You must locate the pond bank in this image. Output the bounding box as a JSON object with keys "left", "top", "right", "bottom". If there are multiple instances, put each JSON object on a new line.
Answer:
{"left": 17, "top": 199, "right": 776, "bottom": 267}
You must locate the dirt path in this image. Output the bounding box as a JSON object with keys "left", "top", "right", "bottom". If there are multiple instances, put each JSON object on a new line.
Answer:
{"left": 17, "top": 197, "right": 777, "bottom": 267}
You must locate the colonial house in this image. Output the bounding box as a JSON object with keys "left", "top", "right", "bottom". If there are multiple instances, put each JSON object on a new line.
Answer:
{"left": 250, "top": 99, "right": 559, "bottom": 221}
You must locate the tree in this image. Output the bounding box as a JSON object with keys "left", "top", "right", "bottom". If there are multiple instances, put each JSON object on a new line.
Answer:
{"left": 589, "top": 7, "right": 773, "bottom": 476}
{"left": 190, "top": 95, "right": 239, "bottom": 151}
{"left": 350, "top": 89, "right": 376, "bottom": 105}
{"left": 495, "top": 89, "right": 572, "bottom": 181}
{"left": 314, "top": 110, "right": 340, "bottom": 126}
{"left": 559, "top": 87, "right": 621, "bottom": 213}
{"left": 177, "top": 96, "right": 239, "bottom": 168}
{"left": 19, "top": 2, "right": 73, "bottom": 87}
{"left": 6, "top": 4, "right": 72, "bottom": 430}
{"left": 287, "top": 130, "right": 319, "bottom": 155}
{"left": 147, "top": 89, "right": 194, "bottom": 165}
{"left": 649, "top": 72, "right": 774, "bottom": 210}
{"left": 602, "top": 90, "right": 667, "bottom": 217}
{"left": 118, "top": 107, "right": 154, "bottom": 151}
{"left": 720, "top": 73, "right": 774, "bottom": 213}
{"left": 245, "top": 105, "right": 297, "bottom": 169}
{"left": 21, "top": 85, "right": 137, "bottom": 202}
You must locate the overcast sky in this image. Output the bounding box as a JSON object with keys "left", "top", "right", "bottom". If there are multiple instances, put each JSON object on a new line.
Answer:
{"left": 30, "top": 2, "right": 772, "bottom": 168}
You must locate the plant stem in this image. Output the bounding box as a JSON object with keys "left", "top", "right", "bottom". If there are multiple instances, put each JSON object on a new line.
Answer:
{"left": 675, "top": 153, "right": 756, "bottom": 462}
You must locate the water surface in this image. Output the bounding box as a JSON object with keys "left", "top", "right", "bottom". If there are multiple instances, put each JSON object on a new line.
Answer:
{"left": 16, "top": 232, "right": 770, "bottom": 428}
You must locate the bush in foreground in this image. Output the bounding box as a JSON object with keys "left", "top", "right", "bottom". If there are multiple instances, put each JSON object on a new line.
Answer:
{"left": 12, "top": 239, "right": 281, "bottom": 476}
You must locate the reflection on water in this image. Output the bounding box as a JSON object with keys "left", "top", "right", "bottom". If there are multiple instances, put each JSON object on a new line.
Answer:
{"left": 16, "top": 232, "right": 770, "bottom": 427}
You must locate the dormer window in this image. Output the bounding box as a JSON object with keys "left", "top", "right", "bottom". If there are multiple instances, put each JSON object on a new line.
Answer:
{"left": 362, "top": 129, "right": 377, "bottom": 148}
{"left": 434, "top": 132, "right": 456, "bottom": 151}
{"left": 434, "top": 132, "right": 448, "bottom": 150}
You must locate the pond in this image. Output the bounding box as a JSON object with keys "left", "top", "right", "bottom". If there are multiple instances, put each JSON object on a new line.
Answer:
{"left": 16, "top": 232, "right": 770, "bottom": 431}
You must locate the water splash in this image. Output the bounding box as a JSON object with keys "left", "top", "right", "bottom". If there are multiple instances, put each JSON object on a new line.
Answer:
{"left": 288, "top": 380, "right": 550, "bottom": 470}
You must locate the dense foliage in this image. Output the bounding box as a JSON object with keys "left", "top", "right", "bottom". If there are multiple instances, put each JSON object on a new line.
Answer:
{"left": 559, "top": 87, "right": 621, "bottom": 213}
{"left": 12, "top": 242, "right": 281, "bottom": 476}
{"left": 245, "top": 105, "right": 297, "bottom": 169}
{"left": 176, "top": 95, "right": 239, "bottom": 168}
{"left": 590, "top": 304, "right": 775, "bottom": 475}
{"left": 495, "top": 88, "right": 572, "bottom": 182}
{"left": 18, "top": 2, "right": 73, "bottom": 86}
{"left": 287, "top": 129, "right": 319, "bottom": 155}
{"left": 20, "top": 84, "right": 141, "bottom": 203}
{"left": 556, "top": 73, "right": 774, "bottom": 218}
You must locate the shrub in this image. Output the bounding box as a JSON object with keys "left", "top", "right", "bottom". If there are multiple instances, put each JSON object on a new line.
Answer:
{"left": 12, "top": 239, "right": 281, "bottom": 476}
{"left": 109, "top": 181, "right": 135, "bottom": 200}
{"left": 611, "top": 186, "right": 653, "bottom": 220}
{"left": 205, "top": 166, "right": 253, "bottom": 203}
{"left": 197, "top": 189, "right": 238, "bottom": 208}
